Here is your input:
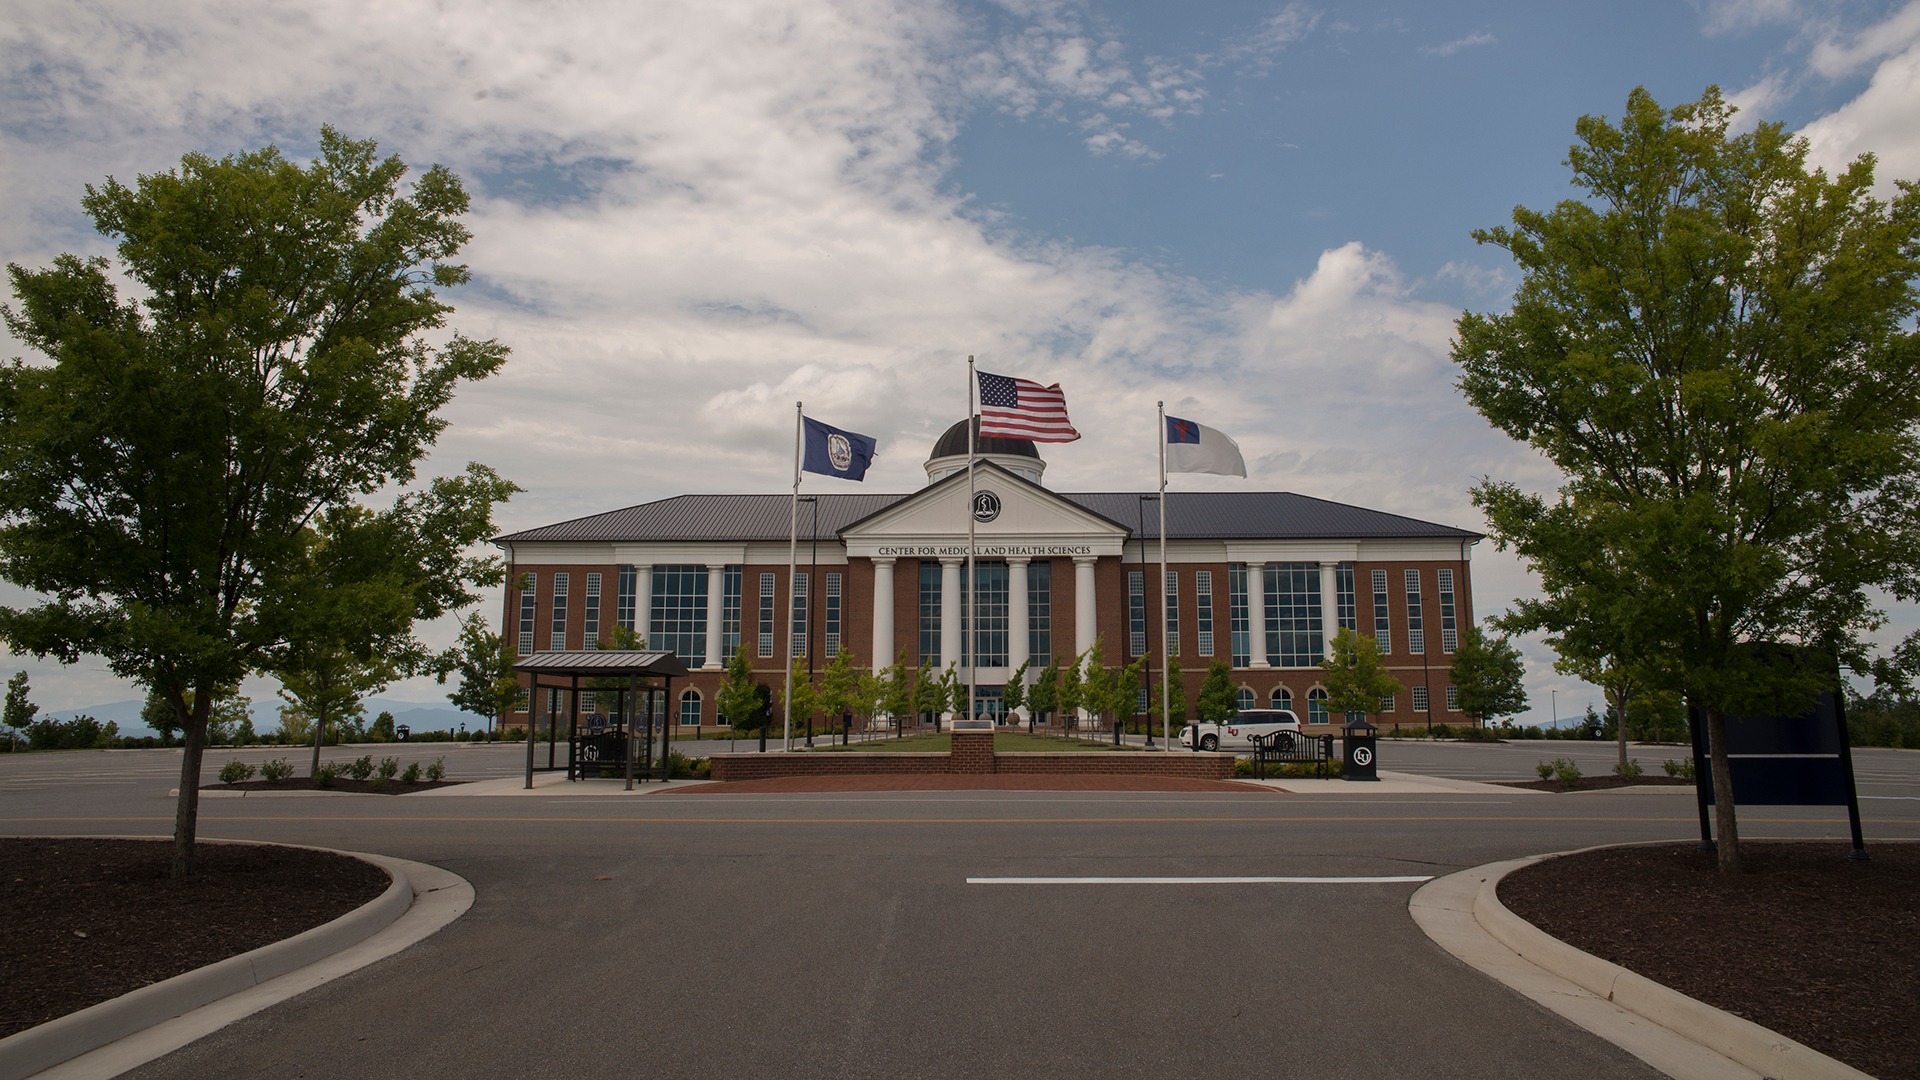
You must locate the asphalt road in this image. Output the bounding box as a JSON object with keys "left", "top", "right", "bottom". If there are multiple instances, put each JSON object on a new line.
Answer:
{"left": 4, "top": 742, "right": 1916, "bottom": 1080}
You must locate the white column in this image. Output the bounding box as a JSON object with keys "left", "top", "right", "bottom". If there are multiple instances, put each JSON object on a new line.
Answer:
{"left": 1007, "top": 557, "right": 1031, "bottom": 677}
{"left": 1247, "top": 562, "right": 1269, "bottom": 668}
{"left": 870, "top": 558, "right": 895, "bottom": 674}
{"left": 635, "top": 565, "right": 653, "bottom": 647}
{"left": 702, "top": 564, "right": 726, "bottom": 669}
{"left": 940, "top": 557, "right": 963, "bottom": 673}
{"left": 1073, "top": 556, "right": 1098, "bottom": 658}
{"left": 1320, "top": 561, "right": 1340, "bottom": 660}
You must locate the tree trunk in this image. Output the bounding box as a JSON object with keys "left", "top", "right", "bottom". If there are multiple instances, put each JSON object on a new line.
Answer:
{"left": 170, "top": 689, "right": 213, "bottom": 880}
{"left": 310, "top": 703, "right": 326, "bottom": 777}
{"left": 1706, "top": 707, "right": 1743, "bottom": 873}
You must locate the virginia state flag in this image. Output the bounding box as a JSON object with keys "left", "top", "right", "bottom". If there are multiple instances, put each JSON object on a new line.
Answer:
{"left": 802, "top": 417, "right": 877, "bottom": 481}
{"left": 1165, "top": 415, "right": 1247, "bottom": 477}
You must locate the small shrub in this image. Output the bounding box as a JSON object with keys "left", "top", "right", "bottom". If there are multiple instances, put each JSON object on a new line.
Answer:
{"left": 424, "top": 757, "right": 446, "bottom": 782}
{"left": 314, "top": 762, "right": 341, "bottom": 788}
{"left": 1458, "top": 725, "right": 1502, "bottom": 742}
{"left": 377, "top": 756, "right": 400, "bottom": 781}
{"left": 347, "top": 755, "right": 374, "bottom": 781}
{"left": 218, "top": 759, "right": 256, "bottom": 785}
{"left": 1552, "top": 757, "right": 1583, "bottom": 783}
{"left": 401, "top": 761, "right": 422, "bottom": 783}
{"left": 1612, "top": 758, "right": 1644, "bottom": 779}
{"left": 260, "top": 758, "right": 294, "bottom": 782}
{"left": 1662, "top": 757, "right": 1697, "bottom": 779}
{"left": 692, "top": 757, "right": 712, "bottom": 779}
{"left": 1535, "top": 760, "right": 1555, "bottom": 780}
{"left": 1430, "top": 723, "right": 1455, "bottom": 739}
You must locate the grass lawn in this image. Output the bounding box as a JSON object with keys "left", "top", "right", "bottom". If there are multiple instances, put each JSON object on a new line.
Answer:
{"left": 807, "top": 732, "right": 1141, "bottom": 753}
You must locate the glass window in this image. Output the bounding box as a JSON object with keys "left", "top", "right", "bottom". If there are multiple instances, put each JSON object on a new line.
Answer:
{"left": 1265, "top": 563, "right": 1323, "bottom": 668}
{"left": 1235, "top": 687, "right": 1254, "bottom": 713}
{"left": 1307, "top": 687, "right": 1329, "bottom": 726}
{"left": 722, "top": 566, "right": 742, "bottom": 659}
{"left": 1336, "top": 563, "right": 1357, "bottom": 632}
{"left": 1027, "top": 561, "right": 1051, "bottom": 660}
{"left": 824, "top": 572, "right": 842, "bottom": 658}
{"left": 617, "top": 565, "right": 637, "bottom": 632}
{"left": 1446, "top": 685, "right": 1459, "bottom": 712}
{"left": 918, "top": 562, "right": 941, "bottom": 665}
{"left": 758, "top": 573, "right": 776, "bottom": 658}
{"left": 1412, "top": 686, "right": 1429, "bottom": 712}
{"left": 583, "top": 573, "right": 601, "bottom": 650}
{"left": 790, "top": 571, "right": 808, "bottom": 659}
{"left": 679, "top": 689, "right": 702, "bottom": 727}
{"left": 1229, "top": 564, "right": 1250, "bottom": 667}
{"left": 1371, "top": 569, "right": 1392, "bottom": 654}
{"left": 1164, "top": 570, "right": 1180, "bottom": 658}
{"left": 1271, "top": 687, "right": 1292, "bottom": 711}
{"left": 1196, "top": 570, "right": 1214, "bottom": 658}
{"left": 1381, "top": 694, "right": 1397, "bottom": 713}
{"left": 518, "top": 572, "right": 537, "bottom": 655}
{"left": 1438, "top": 568, "right": 1458, "bottom": 653}
{"left": 962, "top": 561, "right": 1009, "bottom": 667}
{"left": 1404, "top": 569, "right": 1426, "bottom": 655}
{"left": 550, "top": 572, "right": 569, "bottom": 651}
{"left": 1127, "top": 571, "right": 1146, "bottom": 656}
{"left": 650, "top": 566, "right": 709, "bottom": 666}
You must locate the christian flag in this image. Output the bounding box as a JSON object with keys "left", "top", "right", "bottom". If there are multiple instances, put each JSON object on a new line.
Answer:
{"left": 977, "top": 370, "right": 1081, "bottom": 442}
{"left": 1165, "top": 415, "right": 1247, "bottom": 477}
{"left": 802, "top": 417, "right": 877, "bottom": 481}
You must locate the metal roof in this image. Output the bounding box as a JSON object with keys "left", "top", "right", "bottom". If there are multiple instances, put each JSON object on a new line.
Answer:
{"left": 512, "top": 650, "right": 691, "bottom": 678}
{"left": 496, "top": 488, "right": 1478, "bottom": 545}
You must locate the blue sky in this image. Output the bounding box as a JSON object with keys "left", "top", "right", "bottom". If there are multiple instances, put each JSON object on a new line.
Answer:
{"left": 3, "top": 0, "right": 1918, "bottom": 723}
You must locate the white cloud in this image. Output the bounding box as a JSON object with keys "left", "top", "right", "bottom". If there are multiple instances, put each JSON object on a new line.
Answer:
{"left": 1808, "top": 0, "right": 1920, "bottom": 77}
{"left": 1220, "top": 2, "right": 1321, "bottom": 74}
{"left": 1692, "top": 0, "right": 1801, "bottom": 35}
{"left": 1800, "top": 28, "right": 1920, "bottom": 192}
{"left": 1419, "top": 32, "right": 1496, "bottom": 58}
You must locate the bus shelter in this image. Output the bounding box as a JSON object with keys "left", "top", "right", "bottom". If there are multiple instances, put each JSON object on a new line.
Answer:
{"left": 513, "top": 650, "right": 691, "bottom": 790}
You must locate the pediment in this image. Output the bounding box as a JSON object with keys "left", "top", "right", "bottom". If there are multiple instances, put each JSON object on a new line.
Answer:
{"left": 841, "top": 463, "right": 1128, "bottom": 559}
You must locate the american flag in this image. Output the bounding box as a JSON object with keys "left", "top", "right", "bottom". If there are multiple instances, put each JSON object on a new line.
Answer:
{"left": 976, "top": 370, "right": 1080, "bottom": 443}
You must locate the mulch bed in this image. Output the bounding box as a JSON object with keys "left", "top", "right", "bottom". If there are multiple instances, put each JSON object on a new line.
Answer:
{"left": 0, "top": 838, "right": 390, "bottom": 1039}
{"left": 666, "top": 774, "right": 1279, "bottom": 794}
{"left": 203, "top": 778, "right": 466, "bottom": 795}
{"left": 1492, "top": 775, "right": 1694, "bottom": 792}
{"left": 1499, "top": 841, "right": 1920, "bottom": 1080}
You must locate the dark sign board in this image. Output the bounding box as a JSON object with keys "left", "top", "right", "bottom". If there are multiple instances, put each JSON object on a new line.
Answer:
{"left": 1689, "top": 688, "right": 1866, "bottom": 857}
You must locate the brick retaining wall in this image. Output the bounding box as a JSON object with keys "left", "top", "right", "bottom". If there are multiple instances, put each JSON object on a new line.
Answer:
{"left": 708, "top": 744, "right": 1234, "bottom": 782}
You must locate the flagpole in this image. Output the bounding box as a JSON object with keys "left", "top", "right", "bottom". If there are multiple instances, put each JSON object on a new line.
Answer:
{"left": 1158, "top": 401, "right": 1170, "bottom": 751}
{"left": 786, "top": 401, "right": 801, "bottom": 752}
{"left": 965, "top": 355, "right": 977, "bottom": 732}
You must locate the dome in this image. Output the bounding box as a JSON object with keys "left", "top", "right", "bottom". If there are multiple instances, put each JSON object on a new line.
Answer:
{"left": 924, "top": 417, "right": 1047, "bottom": 486}
{"left": 928, "top": 417, "right": 1041, "bottom": 461}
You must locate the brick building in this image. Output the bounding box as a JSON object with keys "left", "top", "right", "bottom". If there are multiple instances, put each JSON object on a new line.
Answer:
{"left": 494, "top": 419, "right": 1483, "bottom": 734}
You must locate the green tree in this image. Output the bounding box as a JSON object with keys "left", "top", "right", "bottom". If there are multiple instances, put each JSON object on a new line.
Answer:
{"left": 716, "top": 644, "right": 761, "bottom": 732}
{"left": 784, "top": 655, "right": 818, "bottom": 745}
{"left": 0, "top": 129, "right": 509, "bottom": 876}
{"left": 879, "top": 648, "right": 913, "bottom": 731}
{"left": 1449, "top": 626, "right": 1530, "bottom": 729}
{"left": 1454, "top": 87, "right": 1920, "bottom": 871}
{"left": 911, "top": 658, "right": 943, "bottom": 729}
{"left": 1001, "top": 658, "right": 1029, "bottom": 723}
{"left": 4, "top": 671, "right": 37, "bottom": 744}
{"left": 1196, "top": 659, "right": 1238, "bottom": 725}
{"left": 936, "top": 663, "right": 962, "bottom": 728}
{"left": 1028, "top": 654, "right": 1060, "bottom": 728}
{"left": 1057, "top": 650, "right": 1085, "bottom": 730}
{"left": 818, "top": 647, "right": 863, "bottom": 729}
{"left": 1150, "top": 655, "right": 1187, "bottom": 736}
{"left": 1321, "top": 627, "right": 1405, "bottom": 725}
{"left": 439, "top": 613, "right": 522, "bottom": 736}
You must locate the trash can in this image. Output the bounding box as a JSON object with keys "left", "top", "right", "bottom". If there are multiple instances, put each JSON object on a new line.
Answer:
{"left": 396, "top": 724, "right": 410, "bottom": 743}
{"left": 1342, "top": 718, "right": 1378, "bottom": 781}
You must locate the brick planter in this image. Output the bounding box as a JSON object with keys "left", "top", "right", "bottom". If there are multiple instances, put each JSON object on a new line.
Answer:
{"left": 708, "top": 744, "right": 1235, "bottom": 782}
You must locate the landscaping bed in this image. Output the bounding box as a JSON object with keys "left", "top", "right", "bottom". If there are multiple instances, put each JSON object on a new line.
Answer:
{"left": 1492, "top": 775, "right": 1693, "bottom": 792}
{"left": 203, "top": 777, "right": 467, "bottom": 795}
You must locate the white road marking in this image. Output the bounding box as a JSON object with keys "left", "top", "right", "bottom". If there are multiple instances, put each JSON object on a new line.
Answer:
{"left": 967, "top": 875, "right": 1434, "bottom": 885}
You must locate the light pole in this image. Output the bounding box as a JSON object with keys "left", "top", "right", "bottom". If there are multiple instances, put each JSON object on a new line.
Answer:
{"left": 1137, "top": 494, "right": 1159, "bottom": 747}
{"left": 800, "top": 496, "right": 819, "bottom": 747}
{"left": 1551, "top": 688, "right": 1557, "bottom": 729}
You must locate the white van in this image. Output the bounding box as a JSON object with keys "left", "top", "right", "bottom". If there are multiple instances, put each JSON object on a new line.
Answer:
{"left": 1180, "top": 709, "right": 1303, "bottom": 752}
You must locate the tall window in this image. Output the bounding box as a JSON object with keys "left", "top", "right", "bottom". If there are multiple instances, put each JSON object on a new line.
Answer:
{"left": 1438, "top": 568, "right": 1458, "bottom": 653}
{"left": 1127, "top": 571, "right": 1147, "bottom": 656}
{"left": 823, "top": 572, "right": 842, "bottom": 658}
{"left": 1446, "top": 685, "right": 1460, "bottom": 712}
{"left": 962, "top": 561, "right": 1009, "bottom": 667}
{"left": 550, "top": 572, "right": 569, "bottom": 651}
{"left": 918, "top": 563, "right": 941, "bottom": 665}
{"left": 1265, "top": 563, "right": 1323, "bottom": 667}
{"left": 1336, "top": 563, "right": 1357, "bottom": 632}
{"left": 1028, "top": 561, "right": 1051, "bottom": 660}
{"left": 679, "top": 689, "right": 702, "bottom": 727}
{"left": 758, "top": 572, "right": 776, "bottom": 658}
{"left": 1229, "top": 564, "right": 1250, "bottom": 667}
{"left": 650, "top": 566, "right": 709, "bottom": 666}
{"left": 518, "top": 573, "right": 537, "bottom": 654}
{"left": 1308, "top": 687, "right": 1329, "bottom": 725}
{"left": 1371, "top": 569, "right": 1392, "bottom": 654}
{"left": 722, "top": 566, "right": 742, "bottom": 659}
{"left": 1404, "top": 569, "right": 1426, "bottom": 655}
{"left": 1196, "top": 571, "right": 1215, "bottom": 657}
{"left": 789, "top": 571, "right": 809, "bottom": 659}
{"left": 1164, "top": 570, "right": 1180, "bottom": 658}
{"left": 582, "top": 573, "right": 602, "bottom": 649}
{"left": 1412, "top": 686, "right": 1430, "bottom": 712}
{"left": 616, "top": 566, "right": 637, "bottom": 632}
{"left": 1271, "top": 687, "right": 1292, "bottom": 711}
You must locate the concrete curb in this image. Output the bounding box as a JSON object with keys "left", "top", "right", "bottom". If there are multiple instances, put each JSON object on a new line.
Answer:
{"left": 1411, "top": 847, "right": 1874, "bottom": 1080}
{"left": 0, "top": 841, "right": 431, "bottom": 1080}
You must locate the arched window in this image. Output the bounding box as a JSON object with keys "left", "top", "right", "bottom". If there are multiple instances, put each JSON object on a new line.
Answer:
{"left": 1307, "top": 688, "right": 1329, "bottom": 726}
{"left": 679, "top": 689, "right": 702, "bottom": 727}
{"left": 1271, "top": 687, "right": 1292, "bottom": 712}
{"left": 1235, "top": 687, "right": 1255, "bottom": 713}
